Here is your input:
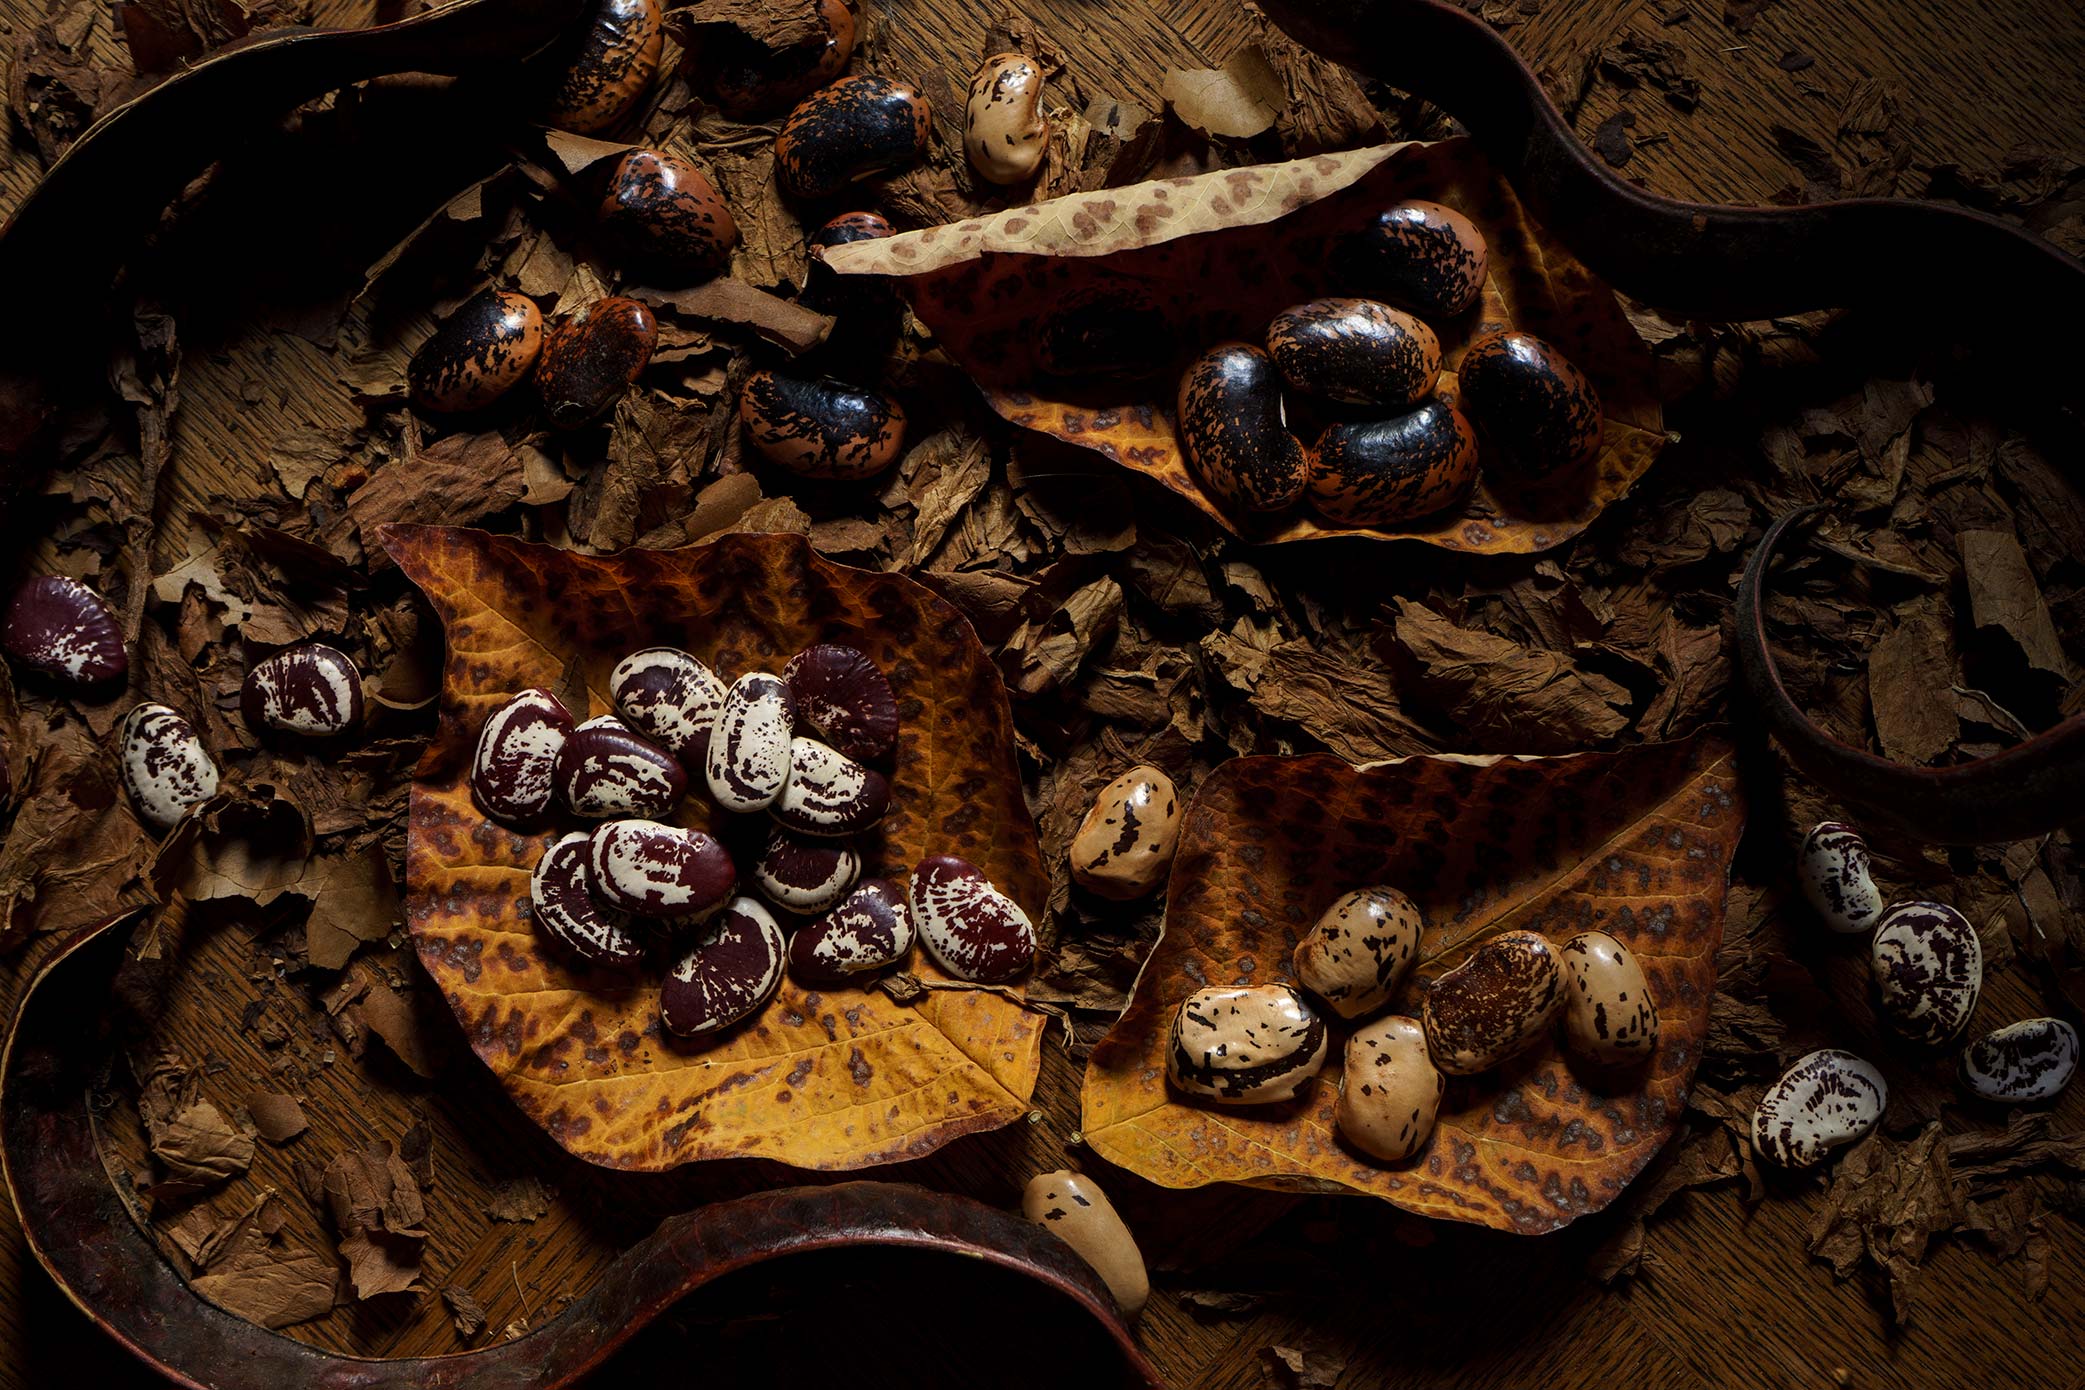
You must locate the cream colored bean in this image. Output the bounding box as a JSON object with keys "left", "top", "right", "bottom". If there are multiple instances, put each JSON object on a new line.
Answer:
{"left": 1070, "top": 765, "right": 1180, "bottom": 901}
{"left": 964, "top": 53, "right": 1049, "bottom": 185}
{"left": 1293, "top": 885, "right": 1424, "bottom": 1020}
{"left": 1021, "top": 1170, "right": 1149, "bottom": 1317}
{"left": 1167, "top": 984, "right": 1328, "bottom": 1103}
{"left": 1559, "top": 931, "right": 1659, "bottom": 1065}
{"left": 1336, "top": 1016, "right": 1442, "bottom": 1163}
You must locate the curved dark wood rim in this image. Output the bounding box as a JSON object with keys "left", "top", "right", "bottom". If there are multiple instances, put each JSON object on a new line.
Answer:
{"left": 1, "top": 912, "right": 1162, "bottom": 1389}
{"left": 1735, "top": 507, "right": 2085, "bottom": 844}
{"left": 1260, "top": 0, "right": 2085, "bottom": 844}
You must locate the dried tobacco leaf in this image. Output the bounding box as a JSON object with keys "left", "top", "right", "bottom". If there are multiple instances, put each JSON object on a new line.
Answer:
{"left": 826, "top": 141, "right": 1663, "bottom": 554}
{"left": 314, "top": 1140, "right": 427, "bottom": 1300}
{"left": 137, "top": 1050, "right": 257, "bottom": 1196}
{"left": 383, "top": 525, "right": 1046, "bottom": 1170}
{"left": 1080, "top": 735, "right": 1742, "bottom": 1231}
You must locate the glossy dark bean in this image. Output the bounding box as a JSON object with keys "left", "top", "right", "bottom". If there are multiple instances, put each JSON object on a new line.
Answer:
{"left": 774, "top": 75, "right": 931, "bottom": 199}
{"left": 531, "top": 832, "right": 644, "bottom": 971}
{"left": 407, "top": 288, "right": 544, "bottom": 414}
{"left": 546, "top": 0, "right": 663, "bottom": 135}
{"left": 598, "top": 149, "right": 739, "bottom": 283}
{"left": 1456, "top": 330, "right": 1603, "bottom": 478}
{"left": 696, "top": 0, "right": 855, "bottom": 117}
{"left": 1176, "top": 343, "right": 1308, "bottom": 513}
{"left": 752, "top": 826, "right": 860, "bottom": 914}
{"left": 535, "top": 297, "right": 657, "bottom": 428}
{"left": 1, "top": 575, "right": 125, "bottom": 688}
{"left": 472, "top": 688, "right": 574, "bottom": 825}
{"left": 801, "top": 210, "right": 895, "bottom": 315}
{"left": 1267, "top": 298, "right": 1440, "bottom": 408}
{"left": 557, "top": 718, "right": 687, "bottom": 818}
{"left": 661, "top": 896, "right": 786, "bottom": 1038}
{"left": 782, "top": 643, "right": 897, "bottom": 762}
{"left": 1309, "top": 401, "right": 1479, "bottom": 527}
{"left": 740, "top": 370, "right": 906, "bottom": 480}
{"left": 240, "top": 643, "right": 364, "bottom": 737}
{"left": 1332, "top": 200, "right": 1490, "bottom": 319}
{"left": 586, "top": 818, "right": 736, "bottom": 920}
{"left": 1036, "top": 282, "right": 1172, "bottom": 379}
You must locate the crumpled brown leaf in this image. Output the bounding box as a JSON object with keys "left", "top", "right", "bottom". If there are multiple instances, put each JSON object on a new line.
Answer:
{"left": 309, "top": 1140, "right": 428, "bottom": 1300}
{"left": 1386, "top": 600, "right": 1632, "bottom": 750}
{"left": 138, "top": 1050, "right": 257, "bottom": 1196}
{"left": 338, "top": 432, "right": 526, "bottom": 570}
{"left": 178, "top": 1192, "right": 339, "bottom": 1329}
{"left": 1163, "top": 47, "right": 1285, "bottom": 140}
{"left": 1807, "top": 1123, "right": 1964, "bottom": 1326}
{"left": 0, "top": 711, "right": 159, "bottom": 949}
{"left": 1958, "top": 529, "right": 2071, "bottom": 688}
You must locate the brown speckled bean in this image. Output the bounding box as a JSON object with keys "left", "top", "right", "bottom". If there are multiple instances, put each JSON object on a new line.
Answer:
{"left": 774, "top": 75, "right": 931, "bottom": 199}
{"left": 963, "top": 53, "right": 1049, "bottom": 185}
{"left": 1310, "top": 401, "right": 1478, "bottom": 527}
{"left": 1176, "top": 342, "right": 1307, "bottom": 513}
{"left": 535, "top": 297, "right": 657, "bottom": 428}
{"left": 546, "top": 0, "right": 664, "bottom": 135}
{"left": 407, "top": 288, "right": 543, "bottom": 414}
{"left": 598, "top": 149, "right": 739, "bottom": 283}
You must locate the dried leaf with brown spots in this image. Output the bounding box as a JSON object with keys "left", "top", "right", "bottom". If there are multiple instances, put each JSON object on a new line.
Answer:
{"left": 383, "top": 525, "right": 1046, "bottom": 1171}
{"left": 827, "top": 141, "right": 1665, "bottom": 554}
{"left": 1080, "top": 735, "right": 1742, "bottom": 1231}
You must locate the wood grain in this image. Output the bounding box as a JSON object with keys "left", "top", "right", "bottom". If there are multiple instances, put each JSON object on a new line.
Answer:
{"left": 1, "top": 0, "right": 2082, "bottom": 1386}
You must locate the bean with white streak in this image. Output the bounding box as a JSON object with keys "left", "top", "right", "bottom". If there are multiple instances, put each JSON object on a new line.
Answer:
{"left": 772, "top": 736, "right": 890, "bottom": 837}
{"left": 1167, "top": 984, "right": 1328, "bottom": 1104}
{"left": 752, "top": 826, "right": 860, "bottom": 914}
{"left": 1960, "top": 1018, "right": 2077, "bottom": 1103}
{"left": 557, "top": 717, "right": 687, "bottom": 818}
{"left": 472, "top": 688, "right": 574, "bottom": 825}
{"left": 241, "top": 643, "right": 364, "bottom": 737}
{"left": 1871, "top": 900, "right": 1982, "bottom": 1046}
{"left": 611, "top": 647, "right": 726, "bottom": 765}
{"left": 661, "top": 896, "right": 785, "bottom": 1037}
{"left": 585, "top": 819, "right": 736, "bottom": 920}
{"left": 909, "top": 855, "right": 1035, "bottom": 983}
{"left": 530, "top": 832, "right": 644, "bottom": 971}
{"left": 705, "top": 672, "right": 795, "bottom": 811}
{"left": 1797, "top": 821, "right": 1884, "bottom": 934}
{"left": 119, "top": 703, "right": 219, "bottom": 831}
{"left": 1752, "top": 1048, "right": 1887, "bottom": 1168}
{"left": 786, "top": 879, "right": 913, "bottom": 983}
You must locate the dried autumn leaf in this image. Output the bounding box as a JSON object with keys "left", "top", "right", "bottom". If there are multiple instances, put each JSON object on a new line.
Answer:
{"left": 1163, "top": 48, "right": 1286, "bottom": 140}
{"left": 383, "top": 525, "right": 1047, "bottom": 1170}
{"left": 827, "top": 141, "right": 1664, "bottom": 554}
{"left": 1079, "top": 735, "right": 1743, "bottom": 1232}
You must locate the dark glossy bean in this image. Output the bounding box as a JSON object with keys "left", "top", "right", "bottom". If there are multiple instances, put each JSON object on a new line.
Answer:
{"left": 1036, "top": 282, "right": 1172, "bottom": 379}
{"left": 963, "top": 53, "right": 1049, "bottom": 185}
{"left": 661, "top": 896, "right": 786, "bottom": 1038}
{"left": 598, "top": 149, "right": 738, "bottom": 283}
{"left": 472, "top": 688, "right": 573, "bottom": 825}
{"left": 740, "top": 370, "right": 906, "bottom": 480}
{"left": 1175, "top": 343, "right": 1307, "bottom": 513}
{"left": 801, "top": 210, "right": 894, "bottom": 314}
{"left": 1309, "top": 401, "right": 1478, "bottom": 527}
{"left": 530, "top": 832, "right": 644, "bottom": 971}
{"left": 910, "top": 855, "right": 1034, "bottom": 984}
{"left": 1267, "top": 297, "right": 1440, "bottom": 408}
{"left": 407, "top": 288, "right": 543, "bottom": 414}
{"left": 774, "top": 75, "right": 931, "bottom": 199}
{"left": 1332, "top": 200, "right": 1490, "bottom": 319}
{"left": 240, "top": 643, "right": 364, "bottom": 737}
{"left": 535, "top": 297, "right": 657, "bottom": 428}
{"left": 782, "top": 643, "right": 897, "bottom": 762}
{"left": 546, "top": 0, "right": 664, "bottom": 135}
{"left": 787, "top": 878, "right": 913, "bottom": 983}
{"left": 696, "top": 0, "right": 855, "bottom": 117}
{"left": 1, "top": 575, "right": 125, "bottom": 689}
{"left": 1456, "top": 330, "right": 1603, "bottom": 478}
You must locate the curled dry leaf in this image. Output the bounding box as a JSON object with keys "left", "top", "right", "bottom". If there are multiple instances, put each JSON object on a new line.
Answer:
{"left": 382, "top": 525, "right": 1046, "bottom": 1171}
{"left": 825, "top": 141, "right": 1664, "bottom": 554}
{"left": 1079, "top": 735, "right": 1742, "bottom": 1232}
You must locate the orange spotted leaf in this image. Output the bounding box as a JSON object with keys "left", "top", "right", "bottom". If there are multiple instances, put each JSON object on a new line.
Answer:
{"left": 1078, "top": 735, "right": 1742, "bottom": 1232}
{"left": 381, "top": 525, "right": 1046, "bottom": 1171}
{"left": 827, "top": 140, "right": 1664, "bottom": 553}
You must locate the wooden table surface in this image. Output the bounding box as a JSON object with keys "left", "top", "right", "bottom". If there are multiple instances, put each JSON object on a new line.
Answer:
{"left": 2, "top": 0, "right": 2083, "bottom": 1387}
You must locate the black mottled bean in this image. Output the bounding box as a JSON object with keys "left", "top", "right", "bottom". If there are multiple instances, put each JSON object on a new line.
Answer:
{"left": 774, "top": 75, "right": 931, "bottom": 200}
{"left": 1310, "top": 401, "right": 1478, "bottom": 527}
{"left": 740, "top": 370, "right": 906, "bottom": 480}
{"left": 407, "top": 288, "right": 544, "bottom": 414}
{"left": 1175, "top": 343, "right": 1308, "bottom": 513}
{"left": 1332, "top": 200, "right": 1490, "bottom": 319}
{"left": 546, "top": 0, "right": 664, "bottom": 135}
{"left": 535, "top": 297, "right": 657, "bottom": 428}
{"left": 598, "top": 149, "right": 738, "bottom": 282}
{"left": 1267, "top": 297, "right": 1440, "bottom": 408}
{"left": 697, "top": 0, "right": 855, "bottom": 117}
{"left": 1456, "top": 329, "right": 1604, "bottom": 478}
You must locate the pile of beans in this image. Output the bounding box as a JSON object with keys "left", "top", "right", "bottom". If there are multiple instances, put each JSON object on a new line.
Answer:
{"left": 1162, "top": 886, "right": 1658, "bottom": 1163}
{"left": 1173, "top": 202, "right": 1605, "bottom": 530}
{"left": 470, "top": 643, "right": 1035, "bottom": 1040}
{"left": 1752, "top": 821, "right": 2080, "bottom": 1169}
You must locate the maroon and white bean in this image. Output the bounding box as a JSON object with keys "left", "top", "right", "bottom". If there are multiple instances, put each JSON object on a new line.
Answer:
{"left": 661, "top": 896, "right": 786, "bottom": 1037}
{"left": 119, "top": 703, "right": 219, "bottom": 831}
{"left": 530, "top": 831, "right": 645, "bottom": 970}
{"left": 585, "top": 819, "right": 736, "bottom": 920}
{"left": 1, "top": 575, "right": 126, "bottom": 688}
{"left": 240, "top": 643, "right": 364, "bottom": 737}
{"left": 771, "top": 736, "right": 890, "bottom": 837}
{"left": 1959, "top": 1018, "right": 2078, "bottom": 1103}
{"left": 1871, "top": 900, "right": 1982, "bottom": 1046}
{"left": 610, "top": 647, "right": 726, "bottom": 765}
{"left": 752, "top": 826, "right": 860, "bottom": 914}
{"left": 705, "top": 672, "right": 795, "bottom": 812}
{"left": 786, "top": 878, "right": 913, "bottom": 983}
{"left": 1751, "top": 1048, "right": 1886, "bottom": 1168}
{"left": 783, "top": 643, "right": 898, "bottom": 762}
{"left": 557, "top": 717, "right": 687, "bottom": 818}
{"left": 471, "top": 688, "right": 574, "bottom": 825}
{"left": 1797, "top": 821, "right": 1883, "bottom": 935}
{"left": 908, "top": 855, "right": 1035, "bottom": 984}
